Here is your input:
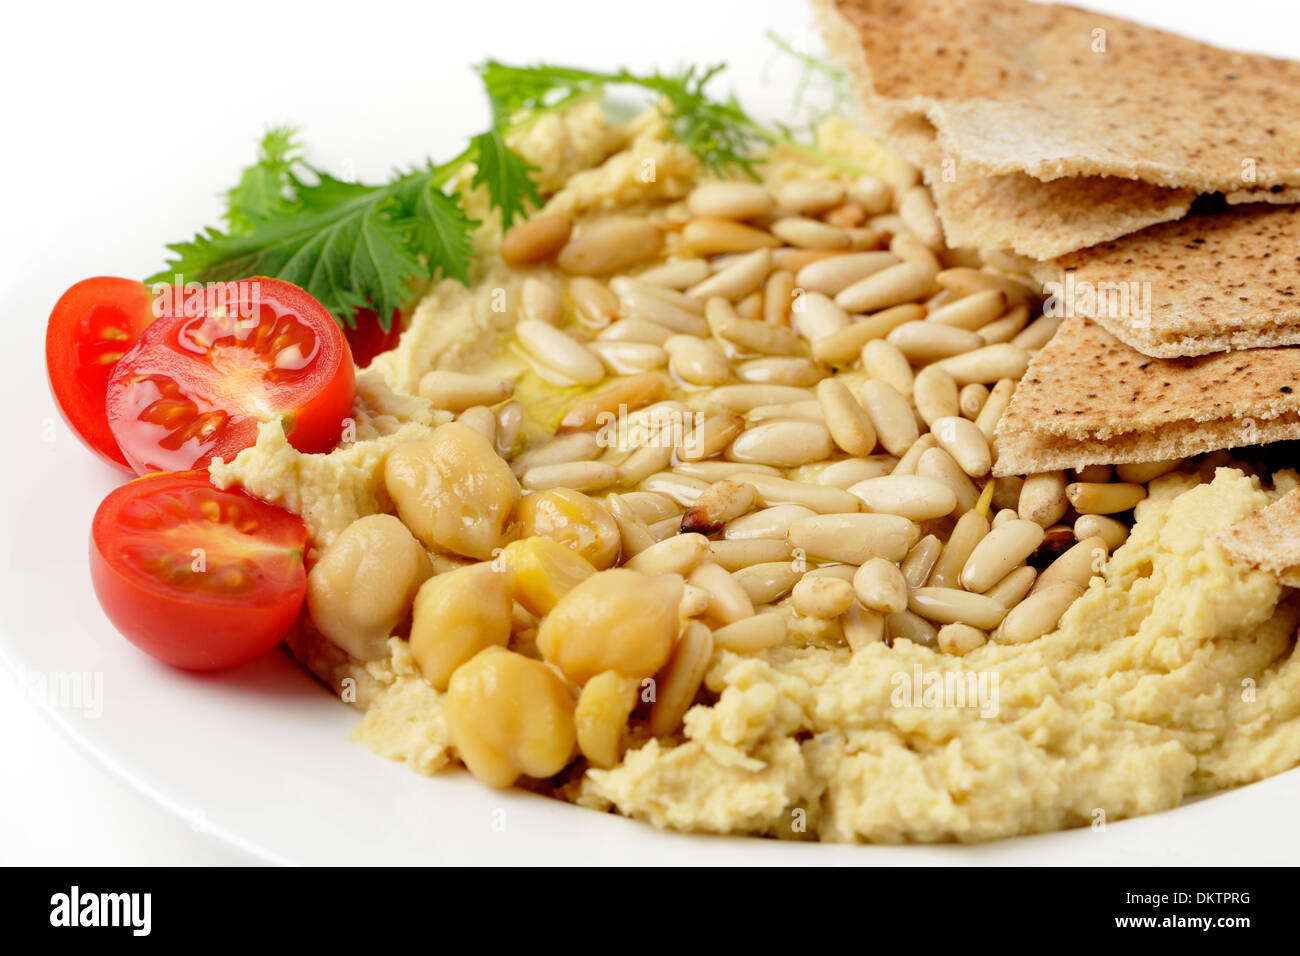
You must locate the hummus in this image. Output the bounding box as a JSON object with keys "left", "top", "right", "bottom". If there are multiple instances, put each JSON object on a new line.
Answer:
{"left": 209, "top": 105, "right": 1300, "bottom": 843}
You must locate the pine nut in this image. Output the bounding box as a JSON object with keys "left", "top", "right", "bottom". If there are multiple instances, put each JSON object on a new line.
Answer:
{"left": 848, "top": 474, "right": 957, "bottom": 520}
{"left": 500, "top": 212, "right": 573, "bottom": 266}
{"left": 709, "top": 540, "right": 793, "bottom": 573}
{"left": 1115, "top": 459, "right": 1182, "bottom": 483}
{"left": 686, "top": 181, "right": 774, "bottom": 220}
{"left": 745, "top": 400, "right": 824, "bottom": 424}
{"left": 557, "top": 372, "right": 665, "bottom": 432}
{"left": 996, "top": 582, "right": 1083, "bottom": 644}
{"left": 597, "top": 317, "right": 674, "bottom": 346}
{"left": 612, "top": 283, "right": 707, "bottom": 335}
{"left": 713, "top": 612, "right": 787, "bottom": 652}
{"left": 787, "top": 513, "right": 919, "bottom": 564}
{"left": 974, "top": 378, "right": 1016, "bottom": 442}
{"left": 898, "top": 186, "right": 944, "bottom": 249}
{"left": 984, "top": 565, "right": 1037, "bottom": 607}
{"left": 1011, "top": 314, "right": 1064, "bottom": 351}
{"left": 665, "top": 333, "right": 732, "bottom": 386}
{"left": 810, "top": 303, "right": 925, "bottom": 364}
{"left": 733, "top": 561, "right": 801, "bottom": 603}
{"left": 727, "top": 420, "right": 832, "bottom": 468}
{"left": 793, "top": 575, "right": 855, "bottom": 619}
{"left": 687, "top": 248, "right": 774, "bottom": 301}
{"left": 977, "top": 303, "right": 1031, "bottom": 345}
{"left": 772, "top": 216, "right": 852, "bottom": 250}
{"left": 934, "top": 344, "right": 1029, "bottom": 385}
{"left": 936, "top": 267, "right": 1035, "bottom": 306}
{"left": 796, "top": 251, "right": 899, "bottom": 296}
{"left": 707, "top": 299, "right": 803, "bottom": 356}
{"left": 1074, "top": 514, "right": 1130, "bottom": 551}
{"left": 816, "top": 378, "right": 878, "bottom": 457}
{"left": 886, "top": 610, "right": 938, "bottom": 647}
{"left": 959, "top": 519, "right": 1046, "bottom": 592}
{"left": 992, "top": 507, "right": 1019, "bottom": 529}
{"left": 682, "top": 217, "right": 780, "bottom": 255}
{"left": 520, "top": 277, "right": 563, "bottom": 325}
{"left": 680, "top": 479, "right": 758, "bottom": 535}
{"left": 853, "top": 557, "right": 909, "bottom": 613}
{"left": 917, "top": 447, "right": 980, "bottom": 513}
{"left": 825, "top": 200, "right": 865, "bottom": 229}
{"left": 901, "top": 535, "right": 943, "bottom": 588}
{"left": 925, "top": 289, "right": 1007, "bottom": 330}
{"left": 616, "top": 491, "right": 679, "bottom": 524}
{"left": 1066, "top": 482, "right": 1146, "bottom": 515}
{"left": 745, "top": 474, "right": 861, "bottom": 514}
{"left": 636, "top": 258, "right": 711, "bottom": 290}
{"left": 861, "top": 339, "right": 914, "bottom": 397}
{"left": 791, "top": 291, "right": 853, "bottom": 342}
{"left": 617, "top": 444, "right": 674, "bottom": 487}
{"left": 688, "top": 561, "right": 754, "bottom": 627}
{"left": 889, "top": 232, "right": 942, "bottom": 272}
{"left": 679, "top": 583, "right": 712, "bottom": 619}
{"left": 515, "top": 320, "right": 605, "bottom": 385}
{"left": 624, "top": 532, "right": 710, "bottom": 577}
{"left": 909, "top": 587, "right": 1007, "bottom": 630}
{"left": 568, "top": 277, "right": 621, "bottom": 328}
{"left": 958, "top": 383, "right": 989, "bottom": 419}
{"left": 648, "top": 620, "right": 713, "bottom": 736}
{"left": 891, "top": 433, "right": 937, "bottom": 476}
{"left": 817, "top": 456, "right": 894, "bottom": 488}
{"left": 1018, "top": 472, "right": 1068, "bottom": 527}
{"left": 558, "top": 217, "right": 662, "bottom": 275}
{"left": 734, "top": 357, "right": 826, "bottom": 387}
{"left": 847, "top": 174, "right": 892, "bottom": 215}
{"left": 521, "top": 460, "right": 618, "bottom": 492}
{"left": 913, "top": 364, "right": 960, "bottom": 428}
{"left": 763, "top": 269, "right": 796, "bottom": 326}
{"left": 858, "top": 379, "right": 919, "bottom": 456}
{"left": 605, "top": 494, "right": 657, "bottom": 557}
{"left": 928, "top": 510, "right": 990, "bottom": 588}
{"left": 937, "top": 623, "right": 987, "bottom": 655}
{"left": 775, "top": 178, "right": 845, "bottom": 214}
{"left": 886, "top": 321, "right": 984, "bottom": 362}
{"left": 708, "top": 384, "right": 815, "bottom": 412}
{"left": 678, "top": 413, "right": 745, "bottom": 462}
{"left": 1033, "top": 535, "right": 1107, "bottom": 593}
{"left": 930, "top": 416, "right": 992, "bottom": 477}
{"left": 672, "top": 460, "right": 781, "bottom": 481}
{"left": 457, "top": 405, "right": 497, "bottom": 444}
{"left": 418, "top": 371, "right": 515, "bottom": 413}
{"left": 835, "top": 260, "right": 938, "bottom": 313}
{"left": 588, "top": 341, "right": 668, "bottom": 375}
{"left": 495, "top": 400, "right": 523, "bottom": 458}
{"left": 510, "top": 432, "right": 600, "bottom": 476}
{"left": 724, "top": 504, "right": 817, "bottom": 541}
{"left": 640, "top": 471, "right": 709, "bottom": 507}
{"left": 773, "top": 248, "right": 840, "bottom": 272}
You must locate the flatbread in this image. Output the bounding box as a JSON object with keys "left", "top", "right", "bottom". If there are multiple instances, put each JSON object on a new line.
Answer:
{"left": 877, "top": 111, "right": 1196, "bottom": 260}
{"left": 1218, "top": 488, "right": 1300, "bottom": 587}
{"left": 815, "top": 0, "right": 1300, "bottom": 198}
{"left": 993, "top": 317, "right": 1300, "bottom": 475}
{"left": 1029, "top": 205, "right": 1300, "bottom": 357}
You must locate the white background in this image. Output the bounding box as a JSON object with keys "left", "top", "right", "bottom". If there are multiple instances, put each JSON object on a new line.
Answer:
{"left": 2, "top": 0, "right": 1298, "bottom": 866}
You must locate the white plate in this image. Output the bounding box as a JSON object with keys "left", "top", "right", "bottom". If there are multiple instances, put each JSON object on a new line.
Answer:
{"left": 3, "top": 0, "right": 1299, "bottom": 865}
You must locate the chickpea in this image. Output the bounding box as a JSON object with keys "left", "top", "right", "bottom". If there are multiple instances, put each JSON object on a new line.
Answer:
{"left": 409, "top": 562, "right": 515, "bottom": 690}
{"left": 575, "top": 670, "right": 640, "bottom": 769}
{"left": 306, "top": 514, "right": 432, "bottom": 660}
{"left": 537, "top": 568, "right": 683, "bottom": 685}
{"left": 384, "top": 423, "right": 521, "bottom": 560}
{"left": 444, "top": 647, "right": 576, "bottom": 788}
{"left": 501, "top": 536, "right": 596, "bottom": 617}
{"left": 514, "top": 488, "right": 621, "bottom": 569}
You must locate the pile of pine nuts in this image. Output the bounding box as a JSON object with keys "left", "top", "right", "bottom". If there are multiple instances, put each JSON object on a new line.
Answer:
{"left": 309, "top": 166, "right": 1186, "bottom": 784}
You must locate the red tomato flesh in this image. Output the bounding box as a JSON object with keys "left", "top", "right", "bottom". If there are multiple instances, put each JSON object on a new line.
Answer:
{"left": 90, "top": 471, "right": 308, "bottom": 670}
{"left": 345, "top": 307, "right": 403, "bottom": 369}
{"left": 106, "top": 278, "right": 355, "bottom": 475}
{"left": 45, "top": 277, "right": 157, "bottom": 471}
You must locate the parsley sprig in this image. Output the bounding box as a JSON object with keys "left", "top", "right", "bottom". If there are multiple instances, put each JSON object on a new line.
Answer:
{"left": 149, "top": 58, "right": 804, "bottom": 332}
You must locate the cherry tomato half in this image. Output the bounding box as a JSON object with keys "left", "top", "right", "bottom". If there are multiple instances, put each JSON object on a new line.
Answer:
{"left": 105, "top": 278, "right": 355, "bottom": 474}
{"left": 45, "top": 277, "right": 157, "bottom": 471}
{"left": 345, "top": 307, "right": 402, "bottom": 369}
{"left": 90, "top": 471, "right": 309, "bottom": 670}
